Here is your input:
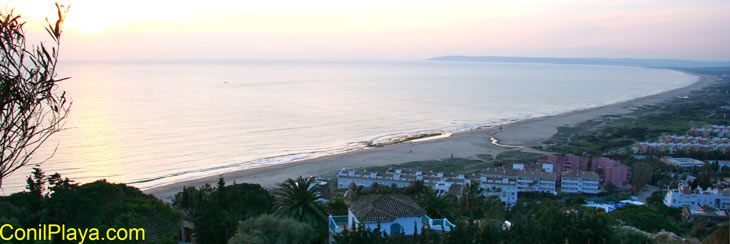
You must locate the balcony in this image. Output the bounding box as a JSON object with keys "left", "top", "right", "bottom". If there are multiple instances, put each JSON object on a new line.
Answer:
{"left": 422, "top": 215, "right": 456, "bottom": 231}
{"left": 329, "top": 215, "right": 348, "bottom": 234}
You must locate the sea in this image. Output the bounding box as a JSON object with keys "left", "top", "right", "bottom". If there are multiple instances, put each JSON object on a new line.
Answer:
{"left": 0, "top": 60, "right": 697, "bottom": 194}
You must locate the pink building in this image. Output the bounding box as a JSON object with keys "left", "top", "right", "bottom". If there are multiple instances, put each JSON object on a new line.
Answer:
{"left": 538, "top": 155, "right": 632, "bottom": 189}
{"left": 591, "top": 157, "right": 631, "bottom": 188}
{"left": 537, "top": 154, "right": 589, "bottom": 173}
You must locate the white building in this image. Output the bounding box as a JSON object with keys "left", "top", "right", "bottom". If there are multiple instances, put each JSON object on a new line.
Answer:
{"left": 478, "top": 168, "right": 519, "bottom": 206}
{"left": 561, "top": 171, "right": 600, "bottom": 194}
{"left": 337, "top": 165, "right": 558, "bottom": 207}
{"left": 662, "top": 158, "right": 706, "bottom": 168}
{"left": 664, "top": 185, "right": 730, "bottom": 210}
{"left": 328, "top": 195, "right": 455, "bottom": 242}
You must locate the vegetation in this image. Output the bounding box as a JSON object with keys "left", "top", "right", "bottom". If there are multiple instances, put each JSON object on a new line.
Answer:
{"left": 227, "top": 214, "right": 314, "bottom": 244}
{"left": 417, "top": 189, "right": 458, "bottom": 220}
{"left": 0, "top": 3, "right": 71, "bottom": 188}
{"left": 545, "top": 70, "right": 730, "bottom": 156}
{"left": 403, "top": 133, "right": 443, "bottom": 142}
{"left": 365, "top": 157, "right": 490, "bottom": 174}
{"left": 273, "top": 176, "right": 328, "bottom": 239}
{"left": 459, "top": 182, "right": 487, "bottom": 219}
{"left": 172, "top": 178, "right": 274, "bottom": 244}
{"left": 333, "top": 200, "right": 616, "bottom": 244}
{"left": 494, "top": 150, "right": 543, "bottom": 164}
{"left": 609, "top": 205, "right": 682, "bottom": 234}
{"left": 0, "top": 168, "right": 182, "bottom": 243}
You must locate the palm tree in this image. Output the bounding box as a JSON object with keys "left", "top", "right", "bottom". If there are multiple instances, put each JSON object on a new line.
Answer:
{"left": 417, "top": 189, "right": 457, "bottom": 220}
{"left": 274, "top": 176, "right": 327, "bottom": 230}
{"left": 459, "top": 182, "right": 486, "bottom": 219}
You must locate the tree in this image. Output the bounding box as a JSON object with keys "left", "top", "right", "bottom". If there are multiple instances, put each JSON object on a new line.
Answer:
{"left": 609, "top": 205, "right": 681, "bottom": 234}
{"left": 632, "top": 162, "right": 653, "bottom": 193}
{"left": 273, "top": 176, "right": 327, "bottom": 231}
{"left": 1, "top": 169, "right": 183, "bottom": 243}
{"left": 172, "top": 181, "right": 275, "bottom": 244}
{"left": 1, "top": 4, "right": 71, "bottom": 188}
{"left": 417, "top": 189, "right": 457, "bottom": 220}
{"left": 603, "top": 182, "right": 618, "bottom": 195}
{"left": 333, "top": 224, "right": 387, "bottom": 244}
{"left": 227, "top": 214, "right": 314, "bottom": 244}
{"left": 459, "top": 182, "right": 486, "bottom": 219}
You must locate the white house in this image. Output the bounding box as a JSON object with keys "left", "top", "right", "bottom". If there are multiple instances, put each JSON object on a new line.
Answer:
{"left": 328, "top": 195, "right": 455, "bottom": 242}
{"left": 664, "top": 185, "right": 730, "bottom": 210}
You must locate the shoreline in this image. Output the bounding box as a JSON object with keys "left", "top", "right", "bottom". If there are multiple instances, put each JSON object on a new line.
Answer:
{"left": 145, "top": 72, "right": 715, "bottom": 201}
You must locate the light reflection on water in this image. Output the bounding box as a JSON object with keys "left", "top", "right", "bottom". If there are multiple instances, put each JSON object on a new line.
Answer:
{"left": 0, "top": 60, "right": 696, "bottom": 194}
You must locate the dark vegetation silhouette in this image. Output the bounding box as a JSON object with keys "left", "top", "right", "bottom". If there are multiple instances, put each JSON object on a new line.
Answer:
{"left": 0, "top": 3, "right": 71, "bottom": 188}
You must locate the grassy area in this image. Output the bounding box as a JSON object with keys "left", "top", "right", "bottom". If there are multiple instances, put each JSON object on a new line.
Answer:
{"left": 403, "top": 132, "right": 442, "bottom": 142}
{"left": 476, "top": 154, "right": 494, "bottom": 161}
{"left": 494, "top": 150, "right": 543, "bottom": 164}
{"left": 363, "top": 157, "right": 491, "bottom": 174}
{"left": 368, "top": 132, "right": 443, "bottom": 147}
{"left": 359, "top": 150, "right": 543, "bottom": 176}
{"left": 545, "top": 70, "right": 730, "bottom": 156}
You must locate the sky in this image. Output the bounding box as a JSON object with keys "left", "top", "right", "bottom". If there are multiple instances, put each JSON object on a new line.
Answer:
{"left": 3, "top": 0, "right": 730, "bottom": 61}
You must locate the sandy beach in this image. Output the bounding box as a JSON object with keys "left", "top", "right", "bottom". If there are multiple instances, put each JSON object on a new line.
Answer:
{"left": 145, "top": 73, "right": 715, "bottom": 201}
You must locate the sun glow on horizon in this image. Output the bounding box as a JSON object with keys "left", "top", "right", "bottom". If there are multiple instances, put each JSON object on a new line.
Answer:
{"left": 3, "top": 0, "right": 729, "bottom": 61}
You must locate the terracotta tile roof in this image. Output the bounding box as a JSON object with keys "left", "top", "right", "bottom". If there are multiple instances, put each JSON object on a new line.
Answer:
{"left": 348, "top": 195, "right": 426, "bottom": 223}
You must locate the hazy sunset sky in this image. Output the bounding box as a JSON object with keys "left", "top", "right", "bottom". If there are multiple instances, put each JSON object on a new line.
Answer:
{"left": 4, "top": 0, "right": 730, "bottom": 61}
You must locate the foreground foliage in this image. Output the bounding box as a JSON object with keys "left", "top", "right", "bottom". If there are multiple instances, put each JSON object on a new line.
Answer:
{"left": 173, "top": 178, "right": 274, "bottom": 244}
{"left": 273, "top": 176, "right": 327, "bottom": 231}
{"left": 227, "top": 214, "right": 314, "bottom": 244}
{"left": 1, "top": 2, "right": 71, "bottom": 190}
{"left": 0, "top": 168, "right": 182, "bottom": 243}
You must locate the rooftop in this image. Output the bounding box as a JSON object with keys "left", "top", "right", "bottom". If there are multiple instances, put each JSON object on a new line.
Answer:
{"left": 561, "top": 171, "right": 599, "bottom": 180}
{"left": 348, "top": 195, "right": 426, "bottom": 223}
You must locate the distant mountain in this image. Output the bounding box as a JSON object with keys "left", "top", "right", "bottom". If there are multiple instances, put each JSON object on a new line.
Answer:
{"left": 430, "top": 56, "right": 730, "bottom": 68}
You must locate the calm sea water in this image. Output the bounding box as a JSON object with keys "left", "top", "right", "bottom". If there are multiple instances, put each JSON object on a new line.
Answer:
{"left": 0, "top": 60, "right": 696, "bottom": 194}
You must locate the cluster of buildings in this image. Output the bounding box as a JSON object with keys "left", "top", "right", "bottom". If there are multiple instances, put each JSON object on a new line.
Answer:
{"left": 661, "top": 157, "right": 707, "bottom": 168}
{"left": 634, "top": 125, "right": 730, "bottom": 155}
{"left": 537, "top": 155, "right": 631, "bottom": 188}
{"left": 687, "top": 125, "right": 730, "bottom": 138}
{"left": 336, "top": 155, "right": 632, "bottom": 206}
{"left": 663, "top": 185, "right": 730, "bottom": 210}
{"left": 664, "top": 185, "right": 730, "bottom": 224}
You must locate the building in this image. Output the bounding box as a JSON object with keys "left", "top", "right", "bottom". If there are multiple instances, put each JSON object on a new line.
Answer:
{"left": 537, "top": 154, "right": 589, "bottom": 176}
{"left": 664, "top": 185, "right": 730, "bottom": 210}
{"left": 591, "top": 157, "right": 631, "bottom": 188}
{"left": 337, "top": 165, "right": 558, "bottom": 206}
{"left": 561, "top": 171, "right": 600, "bottom": 194}
{"left": 478, "top": 168, "right": 519, "bottom": 206}
{"left": 662, "top": 158, "right": 706, "bottom": 168}
{"left": 478, "top": 165, "right": 557, "bottom": 206}
{"left": 337, "top": 168, "right": 422, "bottom": 189}
{"left": 635, "top": 125, "right": 730, "bottom": 155}
{"left": 682, "top": 206, "right": 729, "bottom": 223}
{"left": 517, "top": 170, "right": 558, "bottom": 193}
{"left": 328, "top": 195, "right": 455, "bottom": 242}
{"left": 538, "top": 155, "right": 631, "bottom": 189}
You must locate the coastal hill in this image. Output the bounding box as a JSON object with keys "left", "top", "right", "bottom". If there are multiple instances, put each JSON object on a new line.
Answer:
{"left": 431, "top": 55, "right": 730, "bottom": 68}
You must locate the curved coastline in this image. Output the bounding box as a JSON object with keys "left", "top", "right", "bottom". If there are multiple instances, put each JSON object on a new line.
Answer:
{"left": 144, "top": 70, "right": 712, "bottom": 201}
